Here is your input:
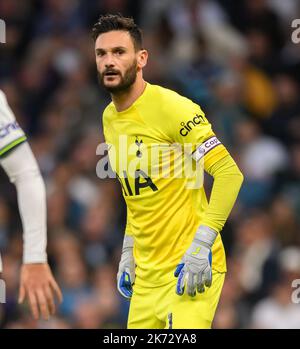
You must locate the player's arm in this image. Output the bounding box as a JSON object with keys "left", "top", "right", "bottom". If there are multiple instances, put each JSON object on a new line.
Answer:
{"left": 0, "top": 142, "right": 62, "bottom": 320}
{"left": 164, "top": 96, "right": 243, "bottom": 296}
{"left": 117, "top": 207, "right": 135, "bottom": 299}
{"left": 201, "top": 152, "right": 244, "bottom": 233}
{"left": 175, "top": 151, "right": 243, "bottom": 296}
{"left": 103, "top": 109, "right": 136, "bottom": 299}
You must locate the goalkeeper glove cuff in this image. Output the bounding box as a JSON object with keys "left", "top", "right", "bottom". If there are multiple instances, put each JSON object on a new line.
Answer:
{"left": 193, "top": 225, "right": 218, "bottom": 249}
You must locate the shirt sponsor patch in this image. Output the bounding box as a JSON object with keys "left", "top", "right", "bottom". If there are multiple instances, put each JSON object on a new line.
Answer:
{"left": 192, "top": 136, "right": 222, "bottom": 161}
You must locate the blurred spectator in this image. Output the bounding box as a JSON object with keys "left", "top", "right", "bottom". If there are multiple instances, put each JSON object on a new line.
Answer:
{"left": 251, "top": 247, "right": 300, "bottom": 328}
{"left": 263, "top": 74, "right": 300, "bottom": 146}
{"left": 233, "top": 212, "right": 281, "bottom": 301}
{"left": 236, "top": 118, "right": 289, "bottom": 206}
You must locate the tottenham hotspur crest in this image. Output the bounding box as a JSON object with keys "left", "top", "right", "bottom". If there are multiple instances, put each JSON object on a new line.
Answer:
{"left": 135, "top": 136, "right": 143, "bottom": 158}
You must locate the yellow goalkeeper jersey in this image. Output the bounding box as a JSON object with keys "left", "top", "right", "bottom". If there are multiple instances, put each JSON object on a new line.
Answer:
{"left": 103, "top": 83, "right": 229, "bottom": 287}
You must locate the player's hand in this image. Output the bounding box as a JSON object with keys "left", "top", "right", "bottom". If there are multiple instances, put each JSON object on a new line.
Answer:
{"left": 174, "top": 226, "right": 217, "bottom": 297}
{"left": 18, "top": 263, "right": 63, "bottom": 320}
{"left": 117, "top": 235, "right": 135, "bottom": 299}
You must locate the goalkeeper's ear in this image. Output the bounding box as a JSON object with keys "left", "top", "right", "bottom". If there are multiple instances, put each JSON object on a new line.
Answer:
{"left": 137, "top": 49, "right": 148, "bottom": 70}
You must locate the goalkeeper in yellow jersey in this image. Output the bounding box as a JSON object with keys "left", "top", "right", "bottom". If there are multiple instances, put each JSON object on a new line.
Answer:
{"left": 92, "top": 14, "right": 244, "bottom": 329}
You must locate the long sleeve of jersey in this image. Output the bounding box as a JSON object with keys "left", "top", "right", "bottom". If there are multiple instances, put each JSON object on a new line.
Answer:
{"left": 201, "top": 154, "right": 244, "bottom": 233}
{"left": 0, "top": 142, "right": 48, "bottom": 265}
{"left": 125, "top": 206, "right": 133, "bottom": 237}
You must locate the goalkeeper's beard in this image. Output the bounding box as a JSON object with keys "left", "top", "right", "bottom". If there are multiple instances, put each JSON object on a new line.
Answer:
{"left": 98, "top": 59, "right": 138, "bottom": 94}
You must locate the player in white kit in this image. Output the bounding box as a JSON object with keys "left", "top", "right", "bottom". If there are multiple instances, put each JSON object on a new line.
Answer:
{"left": 0, "top": 89, "right": 62, "bottom": 320}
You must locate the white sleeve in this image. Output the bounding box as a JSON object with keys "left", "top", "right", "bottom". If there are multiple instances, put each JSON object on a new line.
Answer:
{"left": 0, "top": 142, "right": 47, "bottom": 265}
{"left": 0, "top": 90, "right": 26, "bottom": 156}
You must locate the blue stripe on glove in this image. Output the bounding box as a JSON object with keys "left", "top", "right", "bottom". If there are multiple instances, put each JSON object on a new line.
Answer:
{"left": 118, "top": 271, "right": 133, "bottom": 299}
{"left": 174, "top": 250, "right": 213, "bottom": 297}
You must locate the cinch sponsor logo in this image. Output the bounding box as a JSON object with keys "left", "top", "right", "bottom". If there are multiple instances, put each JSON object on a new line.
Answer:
{"left": 179, "top": 114, "right": 205, "bottom": 137}
{"left": 0, "top": 121, "right": 21, "bottom": 138}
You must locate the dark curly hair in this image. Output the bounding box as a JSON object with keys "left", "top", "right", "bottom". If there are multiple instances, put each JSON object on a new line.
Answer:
{"left": 92, "top": 14, "right": 143, "bottom": 51}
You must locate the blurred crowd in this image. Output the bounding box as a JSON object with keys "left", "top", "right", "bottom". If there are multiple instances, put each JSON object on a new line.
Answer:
{"left": 0, "top": 0, "right": 300, "bottom": 329}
